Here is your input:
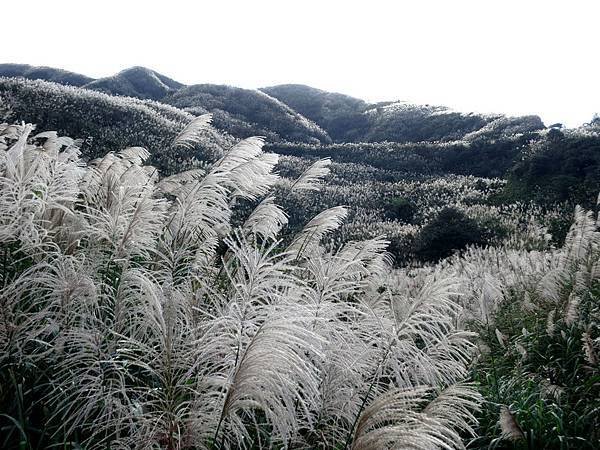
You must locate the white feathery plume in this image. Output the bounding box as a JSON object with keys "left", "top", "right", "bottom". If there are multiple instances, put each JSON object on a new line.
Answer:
{"left": 351, "top": 384, "right": 480, "bottom": 450}
{"left": 499, "top": 406, "right": 525, "bottom": 442}
{"left": 158, "top": 171, "right": 231, "bottom": 277}
{"left": 117, "top": 146, "right": 150, "bottom": 166}
{"left": 0, "top": 124, "right": 84, "bottom": 254}
{"left": 379, "top": 274, "right": 475, "bottom": 389}
{"left": 228, "top": 151, "right": 280, "bottom": 200}
{"left": 172, "top": 114, "right": 212, "bottom": 149}
{"left": 211, "top": 311, "right": 324, "bottom": 448}
{"left": 156, "top": 168, "right": 206, "bottom": 195}
{"left": 546, "top": 309, "right": 556, "bottom": 336}
{"left": 561, "top": 206, "right": 599, "bottom": 268}
{"left": 335, "top": 237, "right": 393, "bottom": 280}
{"left": 215, "top": 136, "right": 265, "bottom": 173}
{"left": 495, "top": 328, "right": 507, "bottom": 348}
{"left": 4, "top": 122, "right": 32, "bottom": 178}
{"left": 222, "top": 231, "right": 298, "bottom": 307}
{"left": 289, "top": 158, "right": 331, "bottom": 192}
{"left": 34, "top": 130, "right": 80, "bottom": 156}
{"left": 564, "top": 292, "right": 580, "bottom": 326}
{"left": 82, "top": 159, "right": 168, "bottom": 261}
{"left": 241, "top": 196, "right": 288, "bottom": 241}
{"left": 582, "top": 329, "right": 598, "bottom": 366}
{"left": 288, "top": 206, "right": 348, "bottom": 257}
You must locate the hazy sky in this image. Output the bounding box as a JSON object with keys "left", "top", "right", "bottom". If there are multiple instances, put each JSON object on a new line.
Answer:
{"left": 4, "top": 0, "right": 599, "bottom": 126}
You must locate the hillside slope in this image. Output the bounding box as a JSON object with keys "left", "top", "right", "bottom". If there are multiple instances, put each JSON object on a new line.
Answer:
{"left": 164, "top": 84, "right": 331, "bottom": 144}
{"left": 0, "top": 77, "right": 228, "bottom": 172}
{"left": 262, "top": 84, "right": 545, "bottom": 143}
{"left": 0, "top": 65, "right": 331, "bottom": 144}
{"left": 362, "top": 102, "right": 544, "bottom": 142}
{"left": 261, "top": 84, "right": 369, "bottom": 141}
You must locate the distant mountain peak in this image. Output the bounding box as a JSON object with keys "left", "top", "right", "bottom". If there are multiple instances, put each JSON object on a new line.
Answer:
{"left": 83, "top": 66, "right": 184, "bottom": 100}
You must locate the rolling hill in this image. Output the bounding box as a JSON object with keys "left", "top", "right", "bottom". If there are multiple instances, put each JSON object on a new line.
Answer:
{"left": 0, "top": 63, "right": 94, "bottom": 86}
{"left": 163, "top": 84, "right": 331, "bottom": 144}
{"left": 260, "top": 84, "right": 369, "bottom": 141}
{"left": 262, "top": 84, "right": 545, "bottom": 143}
{"left": 83, "top": 66, "right": 185, "bottom": 100}
{"left": 0, "top": 65, "right": 331, "bottom": 144}
{"left": 0, "top": 76, "right": 229, "bottom": 173}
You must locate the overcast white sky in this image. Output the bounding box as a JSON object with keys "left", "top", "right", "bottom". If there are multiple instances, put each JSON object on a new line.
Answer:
{"left": 4, "top": 0, "right": 599, "bottom": 126}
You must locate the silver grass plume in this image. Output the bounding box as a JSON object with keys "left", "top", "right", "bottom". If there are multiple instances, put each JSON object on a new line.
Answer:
{"left": 0, "top": 124, "right": 84, "bottom": 254}
{"left": 288, "top": 206, "right": 348, "bottom": 257}
{"left": 495, "top": 328, "right": 507, "bottom": 348}
{"left": 289, "top": 158, "right": 332, "bottom": 192}
{"left": 172, "top": 114, "right": 213, "bottom": 150}
{"left": 213, "top": 137, "right": 279, "bottom": 200}
{"left": 499, "top": 406, "right": 525, "bottom": 442}
{"left": 384, "top": 275, "right": 476, "bottom": 387}
{"left": 582, "top": 329, "right": 598, "bottom": 366}
{"left": 241, "top": 196, "right": 288, "bottom": 241}
{"left": 0, "top": 121, "right": 483, "bottom": 449}
{"left": 351, "top": 384, "right": 480, "bottom": 450}
{"left": 212, "top": 312, "right": 324, "bottom": 448}
{"left": 156, "top": 168, "right": 207, "bottom": 195}
{"left": 561, "top": 206, "right": 599, "bottom": 268}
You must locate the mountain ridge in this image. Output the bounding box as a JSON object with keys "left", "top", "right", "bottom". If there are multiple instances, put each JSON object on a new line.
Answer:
{"left": 0, "top": 63, "right": 546, "bottom": 144}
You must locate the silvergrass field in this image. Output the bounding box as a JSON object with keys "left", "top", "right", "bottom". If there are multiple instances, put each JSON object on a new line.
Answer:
{"left": 0, "top": 67, "right": 598, "bottom": 449}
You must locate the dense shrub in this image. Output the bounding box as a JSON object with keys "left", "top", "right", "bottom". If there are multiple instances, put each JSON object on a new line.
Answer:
{"left": 384, "top": 196, "right": 416, "bottom": 223}
{"left": 413, "top": 207, "right": 486, "bottom": 262}
{"left": 506, "top": 128, "right": 600, "bottom": 208}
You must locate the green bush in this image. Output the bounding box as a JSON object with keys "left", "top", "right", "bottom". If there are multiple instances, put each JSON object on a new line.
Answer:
{"left": 384, "top": 196, "right": 416, "bottom": 223}
{"left": 413, "top": 207, "right": 486, "bottom": 262}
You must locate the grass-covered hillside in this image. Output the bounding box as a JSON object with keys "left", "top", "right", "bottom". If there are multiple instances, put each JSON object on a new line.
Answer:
{"left": 261, "top": 84, "right": 371, "bottom": 141}
{"left": 0, "top": 77, "right": 229, "bottom": 173}
{"left": 2, "top": 64, "right": 600, "bottom": 264}
{"left": 163, "top": 84, "right": 331, "bottom": 144}
{"left": 1, "top": 64, "right": 545, "bottom": 145}
{"left": 0, "top": 65, "right": 330, "bottom": 144}
{"left": 262, "top": 84, "right": 545, "bottom": 143}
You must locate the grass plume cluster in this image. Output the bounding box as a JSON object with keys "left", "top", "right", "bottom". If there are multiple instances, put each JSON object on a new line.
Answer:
{"left": 0, "top": 116, "right": 480, "bottom": 449}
